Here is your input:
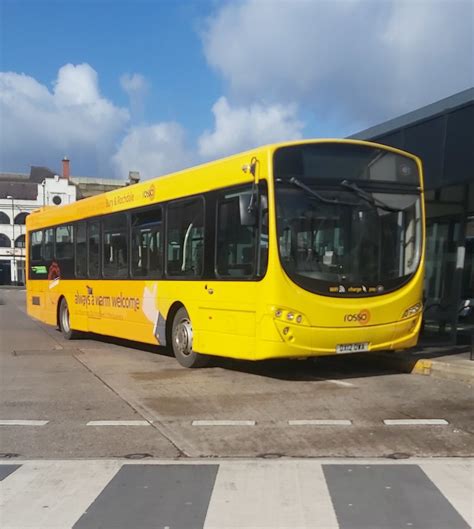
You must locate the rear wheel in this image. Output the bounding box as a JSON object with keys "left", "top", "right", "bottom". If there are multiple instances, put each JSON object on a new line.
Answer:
{"left": 59, "top": 298, "right": 80, "bottom": 340}
{"left": 171, "top": 307, "right": 209, "bottom": 368}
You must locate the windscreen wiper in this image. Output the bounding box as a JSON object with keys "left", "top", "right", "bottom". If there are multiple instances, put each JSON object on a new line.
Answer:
{"left": 287, "top": 177, "right": 357, "bottom": 207}
{"left": 340, "top": 180, "right": 402, "bottom": 212}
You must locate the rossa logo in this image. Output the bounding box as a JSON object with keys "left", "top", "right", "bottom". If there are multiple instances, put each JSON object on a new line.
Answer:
{"left": 143, "top": 185, "right": 155, "bottom": 200}
{"left": 344, "top": 309, "right": 371, "bottom": 325}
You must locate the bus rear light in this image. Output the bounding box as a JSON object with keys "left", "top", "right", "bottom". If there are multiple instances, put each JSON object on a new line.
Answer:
{"left": 286, "top": 312, "right": 295, "bottom": 321}
{"left": 275, "top": 309, "right": 282, "bottom": 318}
{"left": 402, "top": 302, "right": 422, "bottom": 319}
{"left": 296, "top": 315, "right": 302, "bottom": 323}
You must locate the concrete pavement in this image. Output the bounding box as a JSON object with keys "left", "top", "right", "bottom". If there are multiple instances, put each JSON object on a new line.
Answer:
{"left": 1, "top": 287, "right": 473, "bottom": 459}
{"left": 371, "top": 346, "right": 474, "bottom": 385}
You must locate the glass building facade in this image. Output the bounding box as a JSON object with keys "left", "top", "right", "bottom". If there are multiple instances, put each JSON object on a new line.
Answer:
{"left": 352, "top": 88, "right": 474, "bottom": 344}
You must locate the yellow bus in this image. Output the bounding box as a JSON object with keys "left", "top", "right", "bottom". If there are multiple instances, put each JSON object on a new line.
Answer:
{"left": 26, "top": 139, "right": 425, "bottom": 367}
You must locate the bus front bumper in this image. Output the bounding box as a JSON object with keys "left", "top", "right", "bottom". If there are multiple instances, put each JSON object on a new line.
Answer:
{"left": 257, "top": 314, "right": 422, "bottom": 360}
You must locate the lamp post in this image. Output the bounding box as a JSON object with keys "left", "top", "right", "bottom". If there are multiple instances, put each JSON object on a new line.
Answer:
{"left": 6, "top": 195, "right": 16, "bottom": 285}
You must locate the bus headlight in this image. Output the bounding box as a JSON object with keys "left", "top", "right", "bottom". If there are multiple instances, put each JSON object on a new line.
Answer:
{"left": 272, "top": 307, "right": 305, "bottom": 324}
{"left": 402, "top": 302, "right": 422, "bottom": 319}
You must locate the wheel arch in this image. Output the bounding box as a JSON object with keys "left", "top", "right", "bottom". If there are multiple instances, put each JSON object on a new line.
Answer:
{"left": 165, "top": 301, "right": 185, "bottom": 348}
{"left": 56, "top": 295, "right": 66, "bottom": 329}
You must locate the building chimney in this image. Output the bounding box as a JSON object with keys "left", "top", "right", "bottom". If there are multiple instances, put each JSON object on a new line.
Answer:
{"left": 62, "top": 156, "right": 70, "bottom": 179}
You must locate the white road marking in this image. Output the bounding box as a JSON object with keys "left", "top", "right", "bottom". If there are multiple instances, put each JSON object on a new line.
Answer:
{"left": 86, "top": 420, "right": 151, "bottom": 426}
{"left": 420, "top": 460, "right": 474, "bottom": 528}
{"left": 203, "top": 461, "right": 339, "bottom": 529}
{"left": 0, "top": 460, "right": 121, "bottom": 529}
{"left": 327, "top": 379, "right": 355, "bottom": 387}
{"left": 192, "top": 420, "right": 256, "bottom": 426}
{"left": 288, "top": 419, "right": 352, "bottom": 426}
{"left": 383, "top": 419, "right": 449, "bottom": 425}
{"left": 0, "top": 458, "right": 471, "bottom": 529}
{"left": 0, "top": 420, "right": 49, "bottom": 426}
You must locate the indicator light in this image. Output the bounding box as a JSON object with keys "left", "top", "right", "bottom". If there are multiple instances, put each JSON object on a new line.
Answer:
{"left": 287, "top": 312, "right": 295, "bottom": 321}
{"left": 275, "top": 309, "right": 282, "bottom": 318}
{"left": 402, "top": 302, "right": 422, "bottom": 319}
{"left": 283, "top": 327, "right": 290, "bottom": 335}
{"left": 296, "top": 315, "right": 302, "bottom": 323}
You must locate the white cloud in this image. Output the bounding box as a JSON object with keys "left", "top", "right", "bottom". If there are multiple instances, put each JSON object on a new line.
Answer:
{"left": 120, "top": 73, "right": 149, "bottom": 121}
{"left": 112, "top": 122, "right": 194, "bottom": 180}
{"left": 0, "top": 64, "right": 129, "bottom": 175}
{"left": 198, "top": 96, "right": 303, "bottom": 159}
{"left": 203, "top": 0, "right": 473, "bottom": 129}
{"left": 54, "top": 63, "right": 102, "bottom": 105}
{"left": 120, "top": 72, "right": 148, "bottom": 96}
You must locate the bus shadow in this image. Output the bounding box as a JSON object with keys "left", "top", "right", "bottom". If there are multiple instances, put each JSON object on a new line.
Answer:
{"left": 71, "top": 331, "right": 457, "bottom": 382}
{"left": 71, "top": 331, "right": 174, "bottom": 358}
{"left": 209, "top": 354, "right": 405, "bottom": 382}
{"left": 215, "top": 345, "right": 473, "bottom": 381}
{"left": 77, "top": 331, "right": 400, "bottom": 380}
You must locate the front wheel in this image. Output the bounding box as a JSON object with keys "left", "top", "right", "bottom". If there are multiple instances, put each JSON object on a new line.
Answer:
{"left": 59, "top": 298, "right": 80, "bottom": 340}
{"left": 171, "top": 307, "right": 209, "bottom": 368}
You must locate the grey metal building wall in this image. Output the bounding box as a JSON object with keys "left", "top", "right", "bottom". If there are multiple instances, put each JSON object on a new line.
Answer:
{"left": 351, "top": 88, "right": 474, "bottom": 191}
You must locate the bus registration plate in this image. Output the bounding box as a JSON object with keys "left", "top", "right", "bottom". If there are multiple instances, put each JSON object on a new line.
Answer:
{"left": 336, "top": 342, "right": 369, "bottom": 354}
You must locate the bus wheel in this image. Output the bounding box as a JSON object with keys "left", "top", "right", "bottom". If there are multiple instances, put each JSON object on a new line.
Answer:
{"left": 59, "top": 298, "right": 80, "bottom": 340}
{"left": 171, "top": 307, "right": 209, "bottom": 368}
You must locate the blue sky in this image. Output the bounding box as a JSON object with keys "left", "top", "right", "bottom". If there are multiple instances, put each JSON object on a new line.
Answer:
{"left": 1, "top": 0, "right": 472, "bottom": 179}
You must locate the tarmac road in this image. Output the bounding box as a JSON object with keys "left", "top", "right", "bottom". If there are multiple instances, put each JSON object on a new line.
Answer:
{"left": 0, "top": 288, "right": 472, "bottom": 528}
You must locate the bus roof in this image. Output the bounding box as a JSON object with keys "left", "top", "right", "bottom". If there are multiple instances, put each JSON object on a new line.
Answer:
{"left": 26, "top": 139, "right": 420, "bottom": 231}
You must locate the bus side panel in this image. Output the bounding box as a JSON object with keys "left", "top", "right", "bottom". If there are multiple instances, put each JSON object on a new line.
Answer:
{"left": 26, "top": 280, "right": 45, "bottom": 323}
{"left": 187, "top": 279, "right": 258, "bottom": 359}
{"left": 61, "top": 280, "right": 89, "bottom": 333}
{"left": 72, "top": 280, "right": 159, "bottom": 345}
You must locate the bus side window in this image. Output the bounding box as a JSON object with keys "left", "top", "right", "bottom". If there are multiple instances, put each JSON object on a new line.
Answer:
{"left": 43, "top": 228, "right": 55, "bottom": 262}
{"left": 215, "top": 183, "right": 268, "bottom": 279}
{"left": 216, "top": 192, "right": 256, "bottom": 278}
{"left": 131, "top": 207, "right": 162, "bottom": 278}
{"left": 75, "top": 223, "right": 87, "bottom": 278}
{"left": 103, "top": 213, "right": 129, "bottom": 279}
{"left": 258, "top": 189, "right": 269, "bottom": 277}
{"left": 30, "top": 230, "right": 43, "bottom": 262}
{"left": 55, "top": 225, "right": 74, "bottom": 279}
{"left": 166, "top": 199, "right": 204, "bottom": 277}
{"left": 88, "top": 221, "right": 100, "bottom": 279}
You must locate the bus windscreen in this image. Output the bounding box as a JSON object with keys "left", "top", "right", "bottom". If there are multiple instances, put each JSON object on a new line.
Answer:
{"left": 274, "top": 143, "right": 422, "bottom": 297}
{"left": 274, "top": 143, "right": 420, "bottom": 186}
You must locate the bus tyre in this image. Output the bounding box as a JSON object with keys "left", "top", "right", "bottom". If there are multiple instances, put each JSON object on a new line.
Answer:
{"left": 171, "top": 307, "right": 209, "bottom": 368}
{"left": 59, "top": 298, "right": 80, "bottom": 340}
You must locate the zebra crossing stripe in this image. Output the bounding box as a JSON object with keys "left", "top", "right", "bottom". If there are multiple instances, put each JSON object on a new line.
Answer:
{"left": 204, "top": 461, "right": 339, "bottom": 529}
{"left": 0, "top": 461, "right": 122, "bottom": 529}
{"left": 73, "top": 464, "right": 218, "bottom": 529}
{"left": 0, "top": 465, "right": 21, "bottom": 481}
{"left": 323, "top": 464, "right": 470, "bottom": 529}
{"left": 0, "top": 459, "right": 471, "bottom": 529}
{"left": 420, "top": 461, "right": 474, "bottom": 527}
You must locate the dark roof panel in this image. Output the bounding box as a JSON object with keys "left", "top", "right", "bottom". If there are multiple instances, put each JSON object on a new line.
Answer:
{"left": 350, "top": 89, "right": 474, "bottom": 189}
{"left": 0, "top": 182, "right": 38, "bottom": 200}
{"left": 29, "top": 166, "right": 56, "bottom": 183}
